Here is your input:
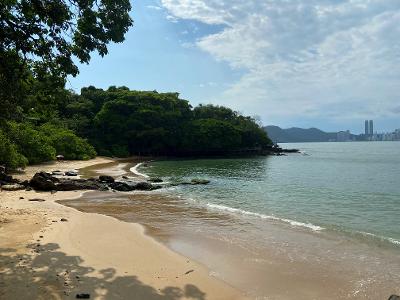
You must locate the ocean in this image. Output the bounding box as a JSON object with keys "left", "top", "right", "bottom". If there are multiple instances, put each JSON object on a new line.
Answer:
{"left": 65, "top": 142, "right": 400, "bottom": 299}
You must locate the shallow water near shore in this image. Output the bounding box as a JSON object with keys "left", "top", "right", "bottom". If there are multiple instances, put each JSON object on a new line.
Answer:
{"left": 63, "top": 142, "right": 400, "bottom": 299}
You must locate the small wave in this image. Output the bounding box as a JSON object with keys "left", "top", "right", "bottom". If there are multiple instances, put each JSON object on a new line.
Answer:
{"left": 355, "top": 231, "right": 400, "bottom": 246}
{"left": 130, "top": 162, "right": 150, "bottom": 179}
{"left": 206, "top": 203, "right": 323, "bottom": 231}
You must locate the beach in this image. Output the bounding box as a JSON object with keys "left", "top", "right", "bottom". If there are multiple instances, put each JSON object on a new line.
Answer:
{"left": 0, "top": 158, "right": 244, "bottom": 300}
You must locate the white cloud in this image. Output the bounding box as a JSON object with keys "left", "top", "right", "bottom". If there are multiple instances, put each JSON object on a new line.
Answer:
{"left": 161, "top": 0, "right": 400, "bottom": 124}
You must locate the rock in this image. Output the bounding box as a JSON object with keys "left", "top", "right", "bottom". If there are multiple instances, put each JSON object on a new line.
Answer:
{"left": 56, "top": 155, "right": 64, "bottom": 160}
{"left": 60, "top": 218, "right": 68, "bottom": 222}
{"left": 148, "top": 177, "right": 163, "bottom": 183}
{"left": 1, "top": 184, "right": 25, "bottom": 191}
{"left": 52, "top": 170, "right": 64, "bottom": 176}
{"left": 388, "top": 295, "right": 400, "bottom": 300}
{"left": 134, "top": 182, "right": 155, "bottom": 191}
{"left": 108, "top": 181, "right": 136, "bottom": 192}
{"left": 190, "top": 179, "right": 210, "bottom": 185}
{"left": 55, "top": 179, "right": 105, "bottom": 191}
{"left": 30, "top": 172, "right": 58, "bottom": 191}
{"left": 0, "top": 171, "right": 13, "bottom": 183}
{"left": 64, "top": 170, "right": 78, "bottom": 176}
{"left": 122, "top": 175, "right": 128, "bottom": 179}
{"left": 98, "top": 175, "right": 114, "bottom": 183}
{"left": 29, "top": 198, "right": 46, "bottom": 202}
{"left": 76, "top": 293, "right": 90, "bottom": 299}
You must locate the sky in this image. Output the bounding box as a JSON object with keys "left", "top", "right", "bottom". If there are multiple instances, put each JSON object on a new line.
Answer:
{"left": 69, "top": 0, "right": 400, "bottom": 134}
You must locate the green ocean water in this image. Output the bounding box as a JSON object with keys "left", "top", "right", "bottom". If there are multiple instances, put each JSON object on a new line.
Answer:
{"left": 139, "top": 142, "right": 400, "bottom": 246}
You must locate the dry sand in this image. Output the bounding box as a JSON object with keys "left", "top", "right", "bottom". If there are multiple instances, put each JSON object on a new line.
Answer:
{"left": 0, "top": 158, "right": 244, "bottom": 299}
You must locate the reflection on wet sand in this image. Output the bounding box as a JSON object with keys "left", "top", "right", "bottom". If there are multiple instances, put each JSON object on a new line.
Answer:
{"left": 60, "top": 190, "right": 400, "bottom": 299}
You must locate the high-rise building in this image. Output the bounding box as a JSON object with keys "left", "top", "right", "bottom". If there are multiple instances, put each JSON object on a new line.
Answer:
{"left": 365, "top": 120, "right": 369, "bottom": 135}
{"left": 369, "top": 120, "right": 374, "bottom": 135}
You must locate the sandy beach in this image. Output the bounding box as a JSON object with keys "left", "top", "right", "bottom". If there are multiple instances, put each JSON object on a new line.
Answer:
{"left": 0, "top": 158, "right": 244, "bottom": 299}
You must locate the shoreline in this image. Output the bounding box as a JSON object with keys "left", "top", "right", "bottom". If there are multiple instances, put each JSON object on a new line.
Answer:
{"left": 0, "top": 158, "right": 245, "bottom": 299}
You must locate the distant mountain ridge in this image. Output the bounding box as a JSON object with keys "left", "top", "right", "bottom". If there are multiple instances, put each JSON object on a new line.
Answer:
{"left": 264, "top": 125, "right": 337, "bottom": 143}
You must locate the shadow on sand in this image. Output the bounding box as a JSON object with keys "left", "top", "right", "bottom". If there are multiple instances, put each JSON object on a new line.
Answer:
{"left": 0, "top": 243, "right": 206, "bottom": 299}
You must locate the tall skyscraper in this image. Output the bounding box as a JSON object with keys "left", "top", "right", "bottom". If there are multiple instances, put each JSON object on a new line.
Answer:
{"left": 365, "top": 120, "right": 369, "bottom": 135}
{"left": 369, "top": 120, "right": 374, "bottom": 135}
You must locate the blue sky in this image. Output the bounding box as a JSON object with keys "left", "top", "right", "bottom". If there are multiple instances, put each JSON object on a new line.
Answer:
{"left": 69, "top": 0, "right": 400, "bottom": 134}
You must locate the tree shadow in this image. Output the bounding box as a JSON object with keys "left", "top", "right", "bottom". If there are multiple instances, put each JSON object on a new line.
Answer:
{"left": 0, "top": 243, "right": 206, "bottom": 299}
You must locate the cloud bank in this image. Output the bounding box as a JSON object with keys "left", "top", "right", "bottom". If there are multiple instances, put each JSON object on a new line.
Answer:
{"left": 161, "top": 0, "right": 400, "bottom": 125}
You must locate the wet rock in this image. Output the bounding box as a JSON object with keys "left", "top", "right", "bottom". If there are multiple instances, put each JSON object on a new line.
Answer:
{"left": 30, "top": 172, "right": 58, "bottom": 191}
{"left": 388, "top": 295, "right": 400, "bottom": 300}
{"left": 148, "top": 177, "right": 163, "bottom": 183}
{"left": 1, "top": 184, "right": 25, "bottom": 191}
{"left": 76, "top": 293, "right": 90, "bottom": 299}
{"left": 134, "top": 182, "right": 155, "bottom": 191}
{"left": 64, "top": 170, "right": 78, "bottom": 176}
{"left": 109, "top": 181, "right": 136, "bottom": 192}
{"left": 99, "top": 175, "right": 114, "bottom": 183}
{"left": 0, "top": 171, "right": 13, "bottom": 183}
{"left": 190, "top": 179, "right": 210, "bottom": 185}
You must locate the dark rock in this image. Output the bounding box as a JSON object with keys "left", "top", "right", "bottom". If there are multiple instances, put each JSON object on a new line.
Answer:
{"left": 99, "top": 175, "right": 114, "bottom": 183}
{"left": 191, "top": 179, "right": 210, "bottom": 185}
{"left": 0, "top": 171, "right": 13, "bottom": 183}
{"left": 388, "top": 295, "right": 400, "bottom": 300}
{"left": 134, "top": 182, "right": 155, "bottom": 191}
{"left": 76, "top": 293, "right": 90, "bottom": 299}
{"left": 148, "top": 177, "right": 163, "bottom": 183}
{"left": 60, "top": 218, "right": 68, "bottom": 222}
{"left": 30, "top": 172, "right": 58, "bottom": 191}
{"left": 109, "top": 181, "right": 136, "bottom": 192}
{"left": 29, "top": 199, "right": 46, "bottom": 202}
{"left": 56, "top": 155, "right": 64, "bottom": 161}
{"left": 122, "top": 175, "right": 128, "bottom": 179}
{"left": 64, "top": 170, "right": 78, "bottom": 176}
{"left": 55, "top": 179, "right": 105, "bottom": 191}
{"left": 1, "top": 184, "right": 25, "bottom": 191}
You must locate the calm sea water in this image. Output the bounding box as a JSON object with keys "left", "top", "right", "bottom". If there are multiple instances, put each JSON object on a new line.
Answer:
{"left": 140, "top": 142, "right": 400, "bottom": 246}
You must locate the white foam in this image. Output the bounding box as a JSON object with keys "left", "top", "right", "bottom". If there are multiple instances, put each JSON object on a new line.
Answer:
{"left": 356, "top": 231, "right": 400, "bottom": 246}
{"left": 206, "top": 203, "right": 323, "bottom": 231}
{"left": 130, "top": 162, "right": 150, "bottom": 179}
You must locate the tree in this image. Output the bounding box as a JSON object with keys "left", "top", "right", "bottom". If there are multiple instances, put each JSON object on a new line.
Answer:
{"left": 0, "top": 0, "right": 133, "bottom": 120}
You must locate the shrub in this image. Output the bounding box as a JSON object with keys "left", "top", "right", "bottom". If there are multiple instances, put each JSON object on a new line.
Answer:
{"left": 0, "top": 129, "right": 28, "bottom": 169}
{"left": 40, "top": 124, "right": 96, "bottom": 160}
{"left": 8, "top": 122, "right": 56, "bottom": 164}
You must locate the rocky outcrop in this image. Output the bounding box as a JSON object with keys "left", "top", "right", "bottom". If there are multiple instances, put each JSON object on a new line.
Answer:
{"left": 388, "top": 295, "right": 400, "bottom": 300}
{"left": 30, "top": 172, "right": 59, "bottom": 191}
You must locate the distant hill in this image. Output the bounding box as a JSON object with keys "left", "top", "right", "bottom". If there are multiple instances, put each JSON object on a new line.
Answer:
{"left": 264, "top": 125, "right": 337, "bottom": 143}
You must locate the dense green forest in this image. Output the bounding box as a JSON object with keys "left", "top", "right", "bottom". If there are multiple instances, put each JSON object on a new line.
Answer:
{"left": 0, "top": 0, "right": 272, "bottom": 169}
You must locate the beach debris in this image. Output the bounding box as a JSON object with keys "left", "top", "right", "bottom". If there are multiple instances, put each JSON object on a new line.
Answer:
{"left": 29, "top": 198, "right": 46, "bottom": 202}
{"left": 148, "top": 177, "right": 163, "bottom": 183}
{"left": 64, "top": 170, "right": 78, "bottom": 176}
{"left": 76, "top": 293, "right": 90, "bottom": 299}
{"left": 1, "top": 184, "right": 25, "bottom": 191}
{"left": 60, "top": 218, "right": 68, "bottom": 222}
{"left": 388, "top": 295, "right": 400, "bottom": 300}
{"left": 184, "top": 269, "right": 194, "bottom": 275}
{"left": 99, "top": 175, "right": 115, "bottom": 183}
{"left": 190, "top": 179, "right": 210, "bottom": 185}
